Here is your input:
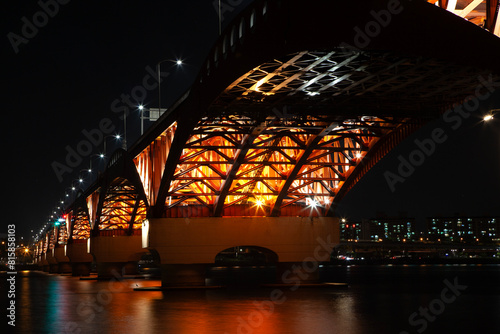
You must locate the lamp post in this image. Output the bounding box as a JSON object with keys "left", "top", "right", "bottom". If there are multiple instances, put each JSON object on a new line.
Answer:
{"left": 64, "top": 186, "right": 77, "bottom": 203}
{"left": 86, "top": 153, "right": 106, "bottom": 184}
{"left": 103, "top": 134, "right": 122, "bottom": 158}
{"left": 123, "top": 111, "right": 127, "bottom": 150}
{"left": 157, "top": 59, "right": 183, "bottom": 127}
{"left": 138, "top": 104, "right": 145, "bottom": 135}
{"left": 484, "top": 109, "right": 499, "bottom": 122}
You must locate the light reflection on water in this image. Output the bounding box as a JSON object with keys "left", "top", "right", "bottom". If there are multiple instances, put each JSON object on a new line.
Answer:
{"left": 4, "top": 265, "right": 500, "bottom": 334}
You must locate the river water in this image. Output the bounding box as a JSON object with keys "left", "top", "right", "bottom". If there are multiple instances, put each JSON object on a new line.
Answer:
{"left": 2, "top": 264, "right": 499, "bottom": 334}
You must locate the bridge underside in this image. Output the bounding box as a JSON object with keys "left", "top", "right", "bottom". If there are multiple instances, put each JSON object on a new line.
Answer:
{"left": 38, "top": 0, "right": 500, "bottom": 284}
{"left": 134, "top": 49, "right": 498, "bottom": 219}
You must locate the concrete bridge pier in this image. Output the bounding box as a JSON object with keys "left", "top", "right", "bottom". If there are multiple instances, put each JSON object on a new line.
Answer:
{"left": 89, "top": 234, "right": 146, "bottom": 278}
{"left": 66, "top": 240, "right": 94, "bottom": 276}
{"left": 39, "top": 255, "right": 50, "bottom": 272}
{"left": 144, "top": 217, "right": 338, "bottom": 287}
{"left": 45, "top": 250, "right": 60, "bottom": 273}
{"left": 53, "top": 246, "right": 72, "bottom": 274}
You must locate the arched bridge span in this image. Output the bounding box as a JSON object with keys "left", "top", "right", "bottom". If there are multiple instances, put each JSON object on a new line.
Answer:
{"left": 35, "top": 0, "right": 500, "bottom": 282}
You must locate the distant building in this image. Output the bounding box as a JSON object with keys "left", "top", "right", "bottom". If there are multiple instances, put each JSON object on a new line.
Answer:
{"left": 339, "top": 215, "right": 416, "bottom": 242}
{"left": 426, "top": 216, "right": 500, "bottom": 243}
{"left": 368, "top": 217, "right": 416, "bottom": 242}
{"left": 339, "top": 220, "right": 367, "bottom": 241}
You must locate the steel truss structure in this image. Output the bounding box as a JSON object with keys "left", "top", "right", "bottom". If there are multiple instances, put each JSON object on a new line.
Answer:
{"left": 163, "top": 114, "right": 401, "bottom": 217}
{"left": 70, "top": 206, "right": 91, "bottom": 240}
{"left": 35, "top": 0, "right": 500, "bottom": 249}
{"left": 133, "top": 49, "right": 495, "bottom": 218}
{"left": 57, "top": 223, "right": 68, "bottom": 244}
{"left": 211, "top": 50, "right": 494, "bottom": 114}
{"left": 97, "top": 177, "right": 147, "bottom": 231}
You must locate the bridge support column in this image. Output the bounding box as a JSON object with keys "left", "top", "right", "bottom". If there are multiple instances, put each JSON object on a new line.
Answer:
{"left": 89, "top": 235, "right": 145, "bottom": 279}
{"left": 71, "top": 262, "right": 92, "bottom": 276}
{"left": 54, "top": 247, "right": 72, "bottom": 274}
{"left": 66, "top": 241, "right": 94, "bottom": 276}
{"left": 45, "top": 250, "right": 59, "bottom": 273}
{"left": 144, "top": 216, "right": 338, "bottom": 287}
{"left": 40, "top": 255, "right": 50, "bottom": 272}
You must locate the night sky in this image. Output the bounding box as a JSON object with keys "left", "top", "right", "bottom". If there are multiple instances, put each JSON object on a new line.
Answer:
{"left": 2, "top": 1, "right": 500, "bottom": 240}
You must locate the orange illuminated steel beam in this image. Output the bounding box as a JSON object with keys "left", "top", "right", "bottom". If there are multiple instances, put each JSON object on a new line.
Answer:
{"left": 213, "top": 120, "right": 269, "bottom": 215}
{"left": 97, "top": 178, "right": 146, "bottom": 232}
{"left": 157, "top": 115, "right": 398, "bottom": 217}
{"left": 57, "top": 222, "right": 68, "bottom": 245}
{"left": 270, "top": 122, "right": 347, "bottom": 216}
{"left": 70, "top": 208, "right": 91, "bottom": 240}
{"left": 429, "top": 0, "right": 500, "bottom": 36}
{"left": 141, "top": 47, "right": 481, "bottom": 218}
{"left": 134, "top": 123, "right": 176, "bottom": 206}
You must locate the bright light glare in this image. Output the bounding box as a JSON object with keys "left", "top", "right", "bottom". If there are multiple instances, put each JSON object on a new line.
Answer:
{"left": 308, "top": 199, "right": 318, "bottom": 208}
{"left": 356, "top": 152, "right": 362, "bottom": 159}
{"left": 176, "top": 59, "right": 183, "bottom": 65}
{"left": 255, "top": 199, "right": 264, "bottom": 206}
{"left": 255, "top": 78, "right": 266, "bottom": 91}
{"left": 138, "top": 105, "right": 144, "bottom": 110}
{"left": 483, "top": 115, "right": 493, "bottom": 121}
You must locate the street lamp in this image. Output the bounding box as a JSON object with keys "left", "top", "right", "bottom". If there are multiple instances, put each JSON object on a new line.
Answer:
{"left": 85, "top": 153, "right": 106, "bottom": 184}
{"left": 103, "top": 134, "right": 122, "bottom": 157}
{"left": 484, "top": 109, "right": 499, "bottom": 122}
{"left": 138, "top": 104, "right": 164, "bottom": 135}
{"left": 64, "top": 187, "right": 75, "bottom": 201}
{"left": 157, "top": 59, "right": 183, "bottom": 126}
{"left": 138, "top": 104, "right": 146, "bottom": 135}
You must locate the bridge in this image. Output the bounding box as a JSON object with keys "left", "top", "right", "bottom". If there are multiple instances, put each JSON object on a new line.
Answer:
{"left": 33, "top": 0, "right": 500, "bottom": 286}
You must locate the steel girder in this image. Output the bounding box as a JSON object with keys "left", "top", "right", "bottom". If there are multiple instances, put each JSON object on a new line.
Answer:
{"left": 97, "top": 177, "right": 147, "bottom": 231}
{"left": 69, "top": 205, "right": 91, "bottom": 241}
{"left": 429, "top": 0, "right": 500, "bottom": 36}
{"left": 138, "top": 49, "right": 498, "bottom": 218}
{"left": 62, "top": 150, "right": 149, "bottom": 235}
{"left": 211, "top": 50, "right": 497, "bottom": 117}
{"left": 147, "top": 110, "right": 409, "bottom": 217}
{"left": 90, "top": 150, "right": 148, "bottom": 234}
{"left": 62, "top": 0, "right": 500, "bottom": 224}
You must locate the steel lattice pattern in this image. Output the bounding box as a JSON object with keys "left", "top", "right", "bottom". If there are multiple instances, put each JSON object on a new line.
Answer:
{"left": 99, "top": 178, "right": 147, "bottom": 230}
{"left": 162, "top": 113, "right": 403, "bottom": 216}
{"left": 212, "top": 50, "right": 494, "bottom": 116}
{"left": 71, "top": 207, "right": 91, "bottom": 239}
